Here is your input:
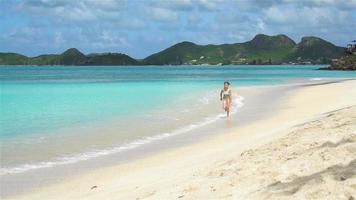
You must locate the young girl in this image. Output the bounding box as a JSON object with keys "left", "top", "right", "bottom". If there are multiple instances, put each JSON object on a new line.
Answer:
{"left": 220, "top": 81, "right": 232, "bottom": 117}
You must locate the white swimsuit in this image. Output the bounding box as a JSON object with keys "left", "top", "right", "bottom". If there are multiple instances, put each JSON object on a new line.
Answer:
{"left": 221, "top": 89, "right": 231, "bottom": 99}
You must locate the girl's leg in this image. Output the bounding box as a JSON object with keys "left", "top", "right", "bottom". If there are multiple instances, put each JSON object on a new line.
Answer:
{"left": 226, "top": 99, "right": 230, "bottom": 117}
{"left": 223, "top": 99, "right": 227, "bottom": 111}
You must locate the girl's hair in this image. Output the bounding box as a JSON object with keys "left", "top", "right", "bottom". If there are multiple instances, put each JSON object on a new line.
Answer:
{"left": 224, "top": 81, "right": 230, "bottom": 85}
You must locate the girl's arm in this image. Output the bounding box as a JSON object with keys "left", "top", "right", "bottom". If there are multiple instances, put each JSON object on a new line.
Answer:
{"left": 219, "top": 90, "right": 223, "bottom": 101}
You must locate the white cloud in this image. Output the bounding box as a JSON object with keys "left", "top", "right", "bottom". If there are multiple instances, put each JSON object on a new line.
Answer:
{"left": 149, "top": 7, "right": 178, "bottom": 22}
{"left": 297, "top": 0, "right": 356, "bottom": 9}
{"left": 149, "top": 0, "right": 225, "bottom": 11}
{"left": 119, "top": 18, "right": 146, "bottom": 29}
{"left": 7, "top": 27, "right": 45, "bottom": 44}
{"left": 194, "top": 0, "right": 222, "bottom": 10}
{"left": 95, "top": 31, "right": 130, "bottom": 48}
{"left": 256, "top": 18, "right": 265, "bottom": 30}
{"left": 264, "top": 6, "right": 297, "bottom": 24}
{"left": 237, "top": 0, "right": 356, "bottom": 10}
{"left": 54, "top": 32, "right": 64, "bottom": 47}
{"left": 1, "top": 0, "right": 355, "bottom": 57}
{"left": 18, "top": 0, "right": 126, "bottom": 21}
{"left": 264, "top": 5, "right": 352, "bottom": 27}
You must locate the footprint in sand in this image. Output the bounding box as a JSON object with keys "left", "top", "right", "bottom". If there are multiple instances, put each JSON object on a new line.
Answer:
{"left": 210, "top": 185, "right": 217, "bottom": 192}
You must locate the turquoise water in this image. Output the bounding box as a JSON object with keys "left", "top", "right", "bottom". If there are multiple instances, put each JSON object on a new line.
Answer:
{"left": 0, "top": 65, "right": 355, "bottom": 174}
{"left": 1, "top": 82, "right": 212, "bottom": 138}
{"left": 1, "top": 65, "right": 355, "bottom": 137}
{"left": 1, "top": 65, "right": 355, "bottom": 138}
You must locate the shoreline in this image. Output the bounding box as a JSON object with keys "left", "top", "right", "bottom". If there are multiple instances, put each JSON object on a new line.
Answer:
{"left": 2, "top": 79, "right": 356, "bottom": 199}
{"left": 4, "top": 77, "right": 315, "bottom": 173}
{"left": 0, "top": 81, "right": 290, "bottom": 197}
{"left": 0, "top": 64, "right": 329, "bottom": 67}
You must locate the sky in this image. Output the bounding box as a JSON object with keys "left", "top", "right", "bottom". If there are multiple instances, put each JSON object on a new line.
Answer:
{"left": 0, "top": 0, "right": 355, "bottom": 59}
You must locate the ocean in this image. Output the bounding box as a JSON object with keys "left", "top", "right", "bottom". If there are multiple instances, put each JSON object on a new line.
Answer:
{"left": 1, "top": 65, "right": 355, "bottom": 175}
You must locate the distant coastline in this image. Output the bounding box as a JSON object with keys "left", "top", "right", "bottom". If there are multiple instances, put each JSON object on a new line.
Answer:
{"left": 0, "top": 63, "right": 329, "bottom": 67}
{"left": 0, "top": 34, "right": 346, "bottom": 66}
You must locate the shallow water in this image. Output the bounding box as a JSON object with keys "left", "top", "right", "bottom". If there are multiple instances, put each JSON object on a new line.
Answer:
{"left": 0, "top": 65, "right": 355, "bottom": 175}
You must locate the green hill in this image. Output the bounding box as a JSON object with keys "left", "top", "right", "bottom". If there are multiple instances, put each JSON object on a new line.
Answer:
{"left": 0, "top": 53, "right": 29, "bottom": 65}
{"left": 60, "top": 48, "right": 87, "bottom": 65}
{"left": 289, "top": 36, "right": 345, "bottom": 63}
{"left": 0, "top": 34, "right": 347, "bottom": 66}
{"left": 86, "top": 53, "right": 140, "bottom": 65}
{"left": 0, "top": 48, "right": 139, "bottom": 66}
{"left": 29, "top": 54, "right": 61, "bottom": 65}
{"left": 143, "top": 41, "right": 203, "bottom": 65}
{"left": 28, "top": 48, "right": 87, "bottom": 65}
{"left": 143, "top": 34, "right": 345, "bottom": 65}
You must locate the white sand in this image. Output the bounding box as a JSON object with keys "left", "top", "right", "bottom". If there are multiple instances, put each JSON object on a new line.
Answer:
{"left": 6, "top": 80, "right": 356, "bottom": 200}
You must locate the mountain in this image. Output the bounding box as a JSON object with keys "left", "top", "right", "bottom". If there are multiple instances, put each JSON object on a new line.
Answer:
{"left": 247, "top": 34, "right": 296, "bottom": 49}
{"left": 289, "top": 36, "right": 345, "bottom": 63}
{"left": 0, "top": 53, "right": 29, "bottom": 65}
{"left": 0, "top": 48, "right": 139, "bottom": 65}
{"left": 60, "top": 48, "right": 87, "bottom": 65}
{"left": 143, "top": 34, "right": 346, "bottom": 65}
{"left": 0, "top": 34, "right": 347, "bottom": 66}
{"left": 28, "top": 48, "right": 86, "bottom": 65}
{"left": 238, "top": 34, "right": 297, "bottom": 64}
{"left": 143, "top": 41, "right": 202, "bottom": 65}
{"left": 86, "top": 53, "right": 139, "bottom": 65}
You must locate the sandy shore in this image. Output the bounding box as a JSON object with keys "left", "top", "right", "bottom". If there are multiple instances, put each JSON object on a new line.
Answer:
{"left": 5, "top": 80, "right": 356, "bottom": 200}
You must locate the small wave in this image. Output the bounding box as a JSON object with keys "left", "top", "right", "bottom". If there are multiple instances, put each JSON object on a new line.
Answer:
{"left": 0, "top": 96, "right": 244, "bottom": 176}
{"left": 310, "top": 78, "right": 322, "bottom": 81}
{"left": 198, "top": 96, "right": 210, "bottom": 104}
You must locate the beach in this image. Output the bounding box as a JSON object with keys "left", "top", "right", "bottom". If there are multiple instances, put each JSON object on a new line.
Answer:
{"left": 3, "top": 78, "right": 355, "bottom": 200}
{"left": 1, "top": 0, "right": 355, "bottom": 199}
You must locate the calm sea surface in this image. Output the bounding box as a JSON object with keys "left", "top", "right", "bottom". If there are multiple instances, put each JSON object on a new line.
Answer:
{"left": 1, "top": 65, "right": 355, "bottom": 174}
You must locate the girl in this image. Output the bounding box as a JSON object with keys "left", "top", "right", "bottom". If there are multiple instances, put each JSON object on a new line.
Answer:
{"left": 220, "top": 81, "right": 232, "bottom": 117}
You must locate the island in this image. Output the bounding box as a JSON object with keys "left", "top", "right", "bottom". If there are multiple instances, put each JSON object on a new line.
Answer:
{"left": 0, "top": 34, "right": 346, "bottom": 66}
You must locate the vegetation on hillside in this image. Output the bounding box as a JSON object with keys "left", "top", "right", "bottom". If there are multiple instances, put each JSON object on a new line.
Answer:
{"left": 319, "top": 54, "right": 356, "bottom": 71}
{"left": 0, "top": 34, "right": 346, "bottom": 66}
{"left": 0, "top": 48, "right": 139, "bottom": 66}
{"left": 143, "top": 34, "right": 345, "bottom": 65}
